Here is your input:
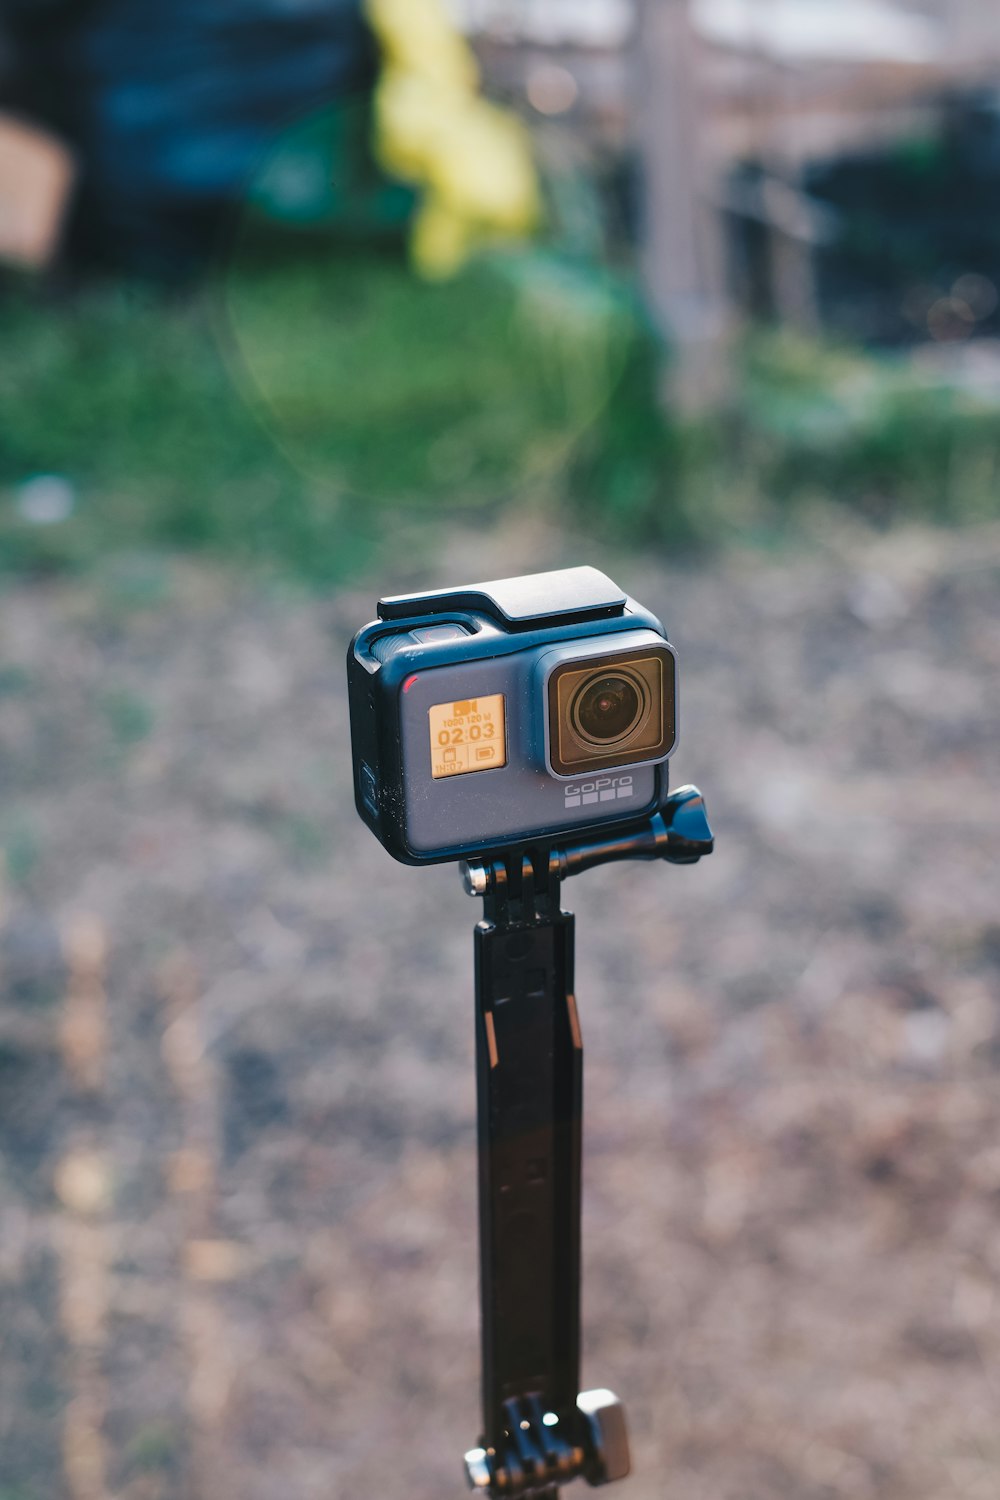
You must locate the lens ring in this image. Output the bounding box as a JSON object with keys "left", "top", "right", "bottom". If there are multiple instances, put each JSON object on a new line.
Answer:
{"left": 570, "top": 669, "right": 648, "bottom": 746}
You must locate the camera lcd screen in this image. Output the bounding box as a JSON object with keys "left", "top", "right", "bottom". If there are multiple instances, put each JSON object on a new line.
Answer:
{"left": 428, "top": 695, "right": 507, "bottom": 779}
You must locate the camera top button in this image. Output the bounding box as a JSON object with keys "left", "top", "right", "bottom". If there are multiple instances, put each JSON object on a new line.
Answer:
{"left": 370, "top": 622, "right": 471, "bottom": 664}
{"left": 411, "top": 624, "right": 471, "bottom": 644}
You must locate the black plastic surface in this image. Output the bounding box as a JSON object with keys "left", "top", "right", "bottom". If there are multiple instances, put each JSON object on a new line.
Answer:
{"left": 377, "top": 566, "right": 627, "bottom": 629}
{"left": 475, "top": 902, "right": 582, "bottom": 1451}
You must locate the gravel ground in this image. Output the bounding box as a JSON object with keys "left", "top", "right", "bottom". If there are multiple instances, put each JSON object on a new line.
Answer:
{"left": 1, "top": 517, "right": 999, "bottom": 1500}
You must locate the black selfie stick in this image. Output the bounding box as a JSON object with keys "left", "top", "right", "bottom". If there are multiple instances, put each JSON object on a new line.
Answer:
{"left": 458, "top": 785, "right": 714, "bottom": 1498}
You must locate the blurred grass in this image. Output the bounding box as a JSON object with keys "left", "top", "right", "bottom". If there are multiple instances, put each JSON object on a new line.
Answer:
{"left": 572, "top": 328, "right": 1000, "bottom": 548}
{"left": 0, "top": 268, "right": 377, "bottom": 584}
{"left": 1, "top": 249, "right": 998, "bottom": 586}
{"left": 221, "top": 247, "right": 636, "bottom": 509}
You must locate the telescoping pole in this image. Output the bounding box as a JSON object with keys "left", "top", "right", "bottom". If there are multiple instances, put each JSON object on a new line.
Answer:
{"left": 464, "top": 850, "right": 630, "bottom": 1498}
{"left": 461, "top": 794, "right": 714, "bottom": 1497}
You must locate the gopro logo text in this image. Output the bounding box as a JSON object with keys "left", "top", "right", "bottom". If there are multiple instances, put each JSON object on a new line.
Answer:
{"left": 565, "top": 775, "right": 634, "bottom": 808}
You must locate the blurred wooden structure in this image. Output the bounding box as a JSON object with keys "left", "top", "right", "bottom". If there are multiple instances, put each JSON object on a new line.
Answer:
{"left": 638, "top": 0, "right": 1000, "bottom": 407}
{"left": 460, "top": 0, "right": 1000, "bottom": 409}
{"left": 636, "top": 0, "right": 732, "bottom": 412}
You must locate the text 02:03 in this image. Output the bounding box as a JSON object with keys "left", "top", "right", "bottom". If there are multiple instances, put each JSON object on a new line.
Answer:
{"left": 437, "top": 724, "right": 496, "bottom": 746}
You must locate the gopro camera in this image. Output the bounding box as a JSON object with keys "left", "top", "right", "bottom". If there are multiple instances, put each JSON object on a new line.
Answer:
{"left": 347, "top": 566, "right": 679, "bottom": 865}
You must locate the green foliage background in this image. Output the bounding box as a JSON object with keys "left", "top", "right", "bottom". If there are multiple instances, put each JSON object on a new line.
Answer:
{"left": 1, "top": 247, "right": 998, "bottom": 586}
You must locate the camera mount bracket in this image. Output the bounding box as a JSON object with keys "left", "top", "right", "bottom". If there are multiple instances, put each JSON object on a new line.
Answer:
{"left": 461, "top": 787, "right": 713, "bottom": 1498}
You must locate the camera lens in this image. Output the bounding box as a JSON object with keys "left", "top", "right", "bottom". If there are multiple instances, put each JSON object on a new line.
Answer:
{"left": 572, "top": 673, "right": 644, "bottom": 744}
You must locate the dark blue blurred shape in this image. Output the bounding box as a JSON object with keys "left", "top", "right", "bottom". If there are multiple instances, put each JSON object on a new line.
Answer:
{"left": 3, "top": 0, "right": 375, "bottom": 276}
{"left": 804, "top": 94, "right": 1000, "bottom": 344}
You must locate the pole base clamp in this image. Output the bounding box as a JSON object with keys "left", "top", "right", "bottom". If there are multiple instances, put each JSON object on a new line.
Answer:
{"left": 465, "top": 1390, "right": 630, "bottom": 1497}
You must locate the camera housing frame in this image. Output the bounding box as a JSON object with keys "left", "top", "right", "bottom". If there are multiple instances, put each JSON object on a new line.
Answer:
{"left": 347, "top": 567, "right": 679, "bottom": 866}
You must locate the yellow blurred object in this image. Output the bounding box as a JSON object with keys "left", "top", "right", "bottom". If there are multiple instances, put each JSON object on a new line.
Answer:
{"left": 364, "top": 0, "right": 541, "bottom": 277}
{"left": 411, "top": 198, "right": 473, "bottom": 280}
{"left": 366, "top": 0, "right": 478, "bottom": 91}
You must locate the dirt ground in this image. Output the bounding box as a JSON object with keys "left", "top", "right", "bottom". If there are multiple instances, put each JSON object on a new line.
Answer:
{"left": 1, "top": 516, "right": 999, "bottom": 1500}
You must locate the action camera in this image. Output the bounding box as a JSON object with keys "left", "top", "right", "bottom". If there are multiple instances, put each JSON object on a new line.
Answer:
{"left": 347, "top": 566, "right": 679, "bottom": 865}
